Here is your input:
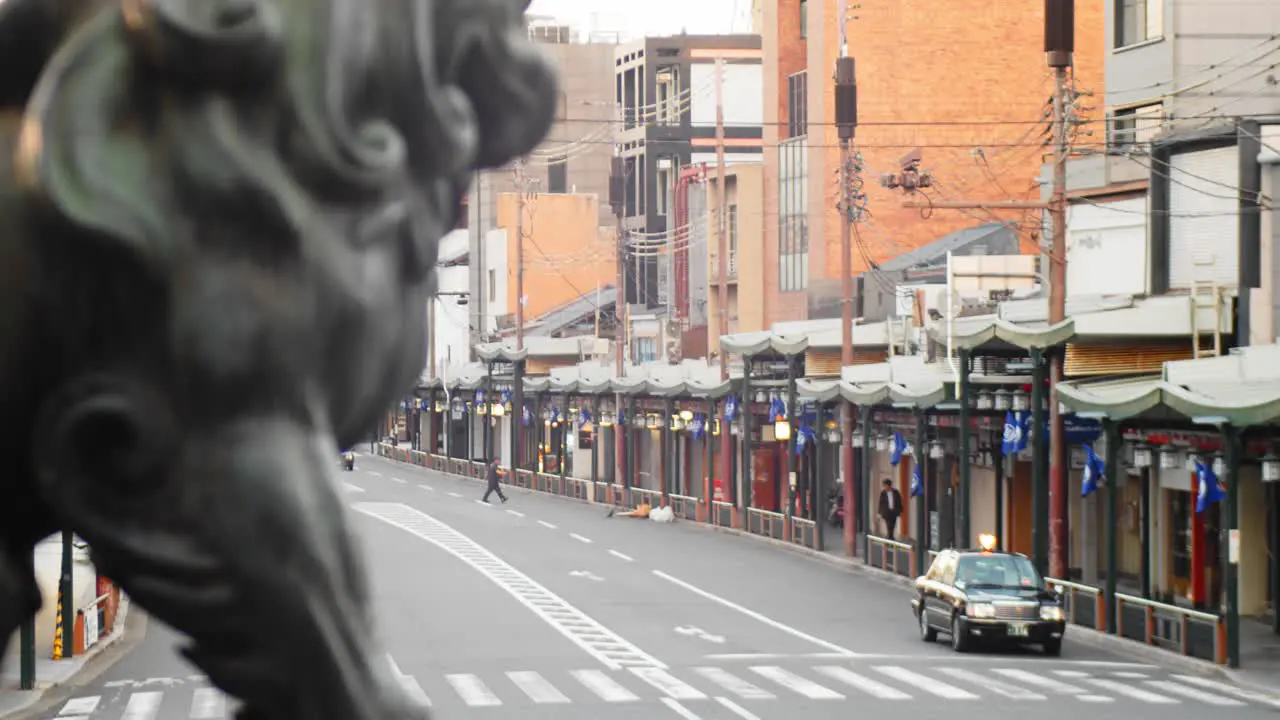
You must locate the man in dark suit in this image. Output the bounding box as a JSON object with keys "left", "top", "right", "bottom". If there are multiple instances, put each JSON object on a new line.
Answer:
{"left": 878, "top": 478, "right": 903, "bottom": 540}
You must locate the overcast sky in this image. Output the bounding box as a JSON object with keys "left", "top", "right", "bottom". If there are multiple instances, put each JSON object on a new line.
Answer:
{"left": 527, "top": 0, "right": 744, "bottom": 37}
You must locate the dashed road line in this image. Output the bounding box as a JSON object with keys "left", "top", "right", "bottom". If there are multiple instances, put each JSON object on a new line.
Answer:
{"left": 609, "top": 550, "right": 634, "bottom": 562}
{"left": 507, "top": 509, "right": 526, "bottom": 517}
{"left": 570, "top": 533, "right": 593, "bottom": 544}
{"left": 538, "top": 520, "right": 558, "bottom": 529}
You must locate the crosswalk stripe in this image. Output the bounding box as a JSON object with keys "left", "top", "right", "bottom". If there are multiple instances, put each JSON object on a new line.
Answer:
{"left": 716, "top": 696, "right": 763, "bottom": 719}
{"left": 814, "top": 666, "right": 911, "bottom": 699}
{"left": 121, "top": 691, "right": 163, "bottom": 720}
{"left": 189, "top": 688, "right": 225, "bottom": 718}
{"left": 58, "top": 697, "right": 100, "bottom": 716}
{"left": 1085, "top": 678, "right": 1179, "bottom": 703}
{"left": 992, "top": 668, "right": 1088, "bottom": 694}
{"left": 874, "top": 666, "right": 978, "bottom": 699}
{"left": 630, "top": 667, "right": 706, "bottom": 699}
{"left": 507, "top": 671, "right": 571, "bottom": 704}
{"left": 1172, "top": 674, "right": 1280, "bottom": 708}
{"left": 750, "top": 666, "right": 843, "bottom": 700}
{"left": 936, "top": 667, "right": 1046, "bottom": 700}
{"left": 693, "top": 667, "right": 776, "bottom": 699}
{"left": 395, "top": 673, "right": 432, "bottom": 707}
{"left": 1145, "top": 679, "right": 1244, "bottom": 706}
{"left": 446, "top": 674, "right": 502, "bottom": 706}
{"left": 572, "top": 670, "right": 639, "bottom": 702}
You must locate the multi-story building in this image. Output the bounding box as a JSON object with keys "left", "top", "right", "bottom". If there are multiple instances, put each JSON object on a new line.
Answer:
{"left": 613, "top": 33, "right": 764, "bottom": 317}
{"left": 466, "top": 17, "right": 620, "bottom": 347}
{"left": 758, "top": 0, "right": 1105, "bottom": 326}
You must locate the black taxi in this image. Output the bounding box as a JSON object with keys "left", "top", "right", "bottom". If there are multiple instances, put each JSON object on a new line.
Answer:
{"left": 910, "top": 534, "right": 1066, "bottom": 655}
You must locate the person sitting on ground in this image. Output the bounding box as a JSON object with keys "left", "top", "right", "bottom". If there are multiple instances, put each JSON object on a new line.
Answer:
{"left": 607, "top": 500, "right": 652, "bottom": 518}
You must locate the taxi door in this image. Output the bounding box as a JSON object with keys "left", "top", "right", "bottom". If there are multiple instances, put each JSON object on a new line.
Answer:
{"left": 922, "top": 551, "right": 956, "bottom": 627}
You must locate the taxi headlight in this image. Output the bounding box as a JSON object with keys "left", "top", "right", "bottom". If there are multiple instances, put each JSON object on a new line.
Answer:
{"left": 968, "top": 603, "right": 995, "bottom": 618}
{"left": 1040, "top": 605, "right": 1064, "bottom": 621}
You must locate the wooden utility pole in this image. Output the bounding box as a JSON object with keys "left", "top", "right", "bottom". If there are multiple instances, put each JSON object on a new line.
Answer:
{"left": 428, "top": 296, "right": 437, "bottom": 380}
{"left": 835, "top": 0, "right": 859, "bottom": 558}
{"left": 1045, "top": 0, "right": 1074, "bottom": 581}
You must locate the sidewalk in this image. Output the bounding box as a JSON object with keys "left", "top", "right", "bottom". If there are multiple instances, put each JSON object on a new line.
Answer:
{"left": 0, "top": 537, "right": 130, "bottom": 718}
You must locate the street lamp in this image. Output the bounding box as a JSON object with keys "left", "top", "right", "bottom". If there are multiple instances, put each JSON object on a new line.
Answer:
{"left": 1263, "top": 453, "right": 1280, "bottom": 483}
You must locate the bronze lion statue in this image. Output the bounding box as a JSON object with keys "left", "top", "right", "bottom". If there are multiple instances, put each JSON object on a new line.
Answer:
{"left": 0, "top": 0, "right": 556, "bottom": 717}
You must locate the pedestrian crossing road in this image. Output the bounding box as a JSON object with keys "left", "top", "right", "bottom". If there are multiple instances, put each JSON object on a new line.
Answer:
{"left": 49, "top": 662, "right": 1280, "bottom": 717}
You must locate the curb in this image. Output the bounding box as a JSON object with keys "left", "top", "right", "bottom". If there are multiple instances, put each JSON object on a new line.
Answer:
{"left": 0, "top": 596, "right": 132, "bottom": 720}
{"left": 369, "top": 453, "right": 1268, "bottom": 691}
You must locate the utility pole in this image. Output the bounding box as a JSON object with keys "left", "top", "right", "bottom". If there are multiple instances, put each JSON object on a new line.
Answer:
{"left": 427, "top": 296, "right": 437, "bottom": 381}
{"left": 514, "top": 160, "right": 527, "bottom": 351}
{"left": 610, "top": 157, "right": 627, "bottom": 503}
{"left": 1045, "top": 0, "right": 1074, "bottom": 580}
{"left": 835, "top": 0, "right": 859, "bottom": 558}
{"left": 715, "top": 56, "right": 733, "bottom": 524}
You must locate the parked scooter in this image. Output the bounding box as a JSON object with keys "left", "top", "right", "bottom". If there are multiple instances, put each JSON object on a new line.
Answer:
{"left": 827, "top": 483, "right": 845, "bottom": 528}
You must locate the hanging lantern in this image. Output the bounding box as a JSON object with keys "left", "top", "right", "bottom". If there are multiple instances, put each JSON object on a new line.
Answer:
{"left": 993, "top": 389, "right": 1011, "bottom": 411}
{"left": 1159, "top": 446, "right": 1180, "bottom": 469}
{"left": 1131, "top": 444, "right": 1153, "bottom": 469}
{"left": 1262, "top": 453, "right": 1280, "bottom": 482}
{"left": 975, "top": 391, "right": 994, "bottom": 411}
{"left": 929, "top": 440, "right": 945, "bottom": 459}
{"left": 1011, "top": 389, "right": 1030, "bottom": 411}
{"left": 1212, "top": 454, "right": 1226, "bottom": 478}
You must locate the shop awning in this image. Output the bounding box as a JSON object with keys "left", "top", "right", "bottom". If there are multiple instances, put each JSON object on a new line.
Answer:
{"left": 719, "top": 330, "right": 810, "bottom": 357}
{"left": 1056, "top": 376, "right": 1165, "bottom": 420}
{"left": 936, "top": 315, "right": 1076, "bottom": 351}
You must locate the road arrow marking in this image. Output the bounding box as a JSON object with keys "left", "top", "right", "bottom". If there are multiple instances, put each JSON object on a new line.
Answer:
{"left": 674, "top": 625, "right": 726, "bottom": 644}
{"left": 569, "top": 570, "right": 604, "bottom": 582}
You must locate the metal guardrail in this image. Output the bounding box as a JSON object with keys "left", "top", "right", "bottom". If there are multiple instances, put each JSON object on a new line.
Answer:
{"left": 1115, "top": 592, "right": 1226, "bottom": 665}
{"left": 791, "top": 517, "right": 817, "bottom": 550}
{"left": 711, "top": 501, "right": 734, "bottom": 528}
{"left": 1046, "top": 577, "right": 1107, "bottom": 631}
{"left": 746, "top": 508, "right": 786, "bottom": 541}
{"left": 866, "top": 535, "right": 914, "bottom": 578}
{"left": 669, "top": 494, "right": 699, "bottom": 521}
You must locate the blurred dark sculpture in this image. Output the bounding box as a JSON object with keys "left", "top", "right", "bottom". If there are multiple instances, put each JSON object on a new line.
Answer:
{"left": 0, "top": 0, "right": 555, "bottom": 716}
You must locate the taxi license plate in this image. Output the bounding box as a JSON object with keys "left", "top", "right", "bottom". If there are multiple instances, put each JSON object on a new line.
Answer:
{"left": 1007, "top": 623, "right": 1030, "bottom": 637}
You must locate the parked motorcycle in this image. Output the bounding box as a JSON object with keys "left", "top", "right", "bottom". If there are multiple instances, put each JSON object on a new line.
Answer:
{"left": 341, "top": 450, "right": 355, "bottom": 471}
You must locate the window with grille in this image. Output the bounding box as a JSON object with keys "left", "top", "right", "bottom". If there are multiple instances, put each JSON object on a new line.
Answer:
{"left": 778, "top": 137, "right": 809, "bottom": 292}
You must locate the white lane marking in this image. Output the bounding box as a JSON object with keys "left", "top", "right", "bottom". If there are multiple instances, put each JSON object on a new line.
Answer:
{"left": 674, "top": 625, "right": 725, "bottom": 643}
{"left": 693, "top": 667, "right": 775, "bottom": 700}
{"left": 704, "top": 652, "right": 854, "bottom": 661}
{"left": 343, "top": 483, "right": 365, "bottom": 493}
{"left": 391, "top": 477, "right": 406, "bottom": 484}
{"left": 569, "top": 570, "right": 604, "bottom": 582}
{"left": 419, "top": 485, "right": 435, "bottom": 491}
{"left": 660, "top": 698, "right": 703, "bottom": 720}
{"left": 189, "top": 688, "right": 226, "bottom": 719}
{"left": 749, "top": 666, "right": 843, "bottom": 700}
{"left": 653, "top": 570, "right": 857, "bottom": 656}
{"left": 1111, "top": 671, "right": 1148, "bottom": 678}
{"left": 874, "top": 666, "right": 978, "bottom": 699}
{"left": 447, "top": 492, "right": 462, "bottom": 498}
{"left": 368, "top": 471, "right": 383, "bottom": 477}
{"left": 474, "top": 500, "right": 492, "bottom": 507}
{"left": 121, "top": 691, "right": 163, "bottom": 720}
{"left": 813, "top": 666, "right": 911, "bottom": 699}
{"left": 58, "top": 697, "right": 100, "bottom": 716}
{"left": 1054, "top": 670, "right": 1089, "bottom": 678}
{"left": 446, "top": 674, "right": 502, "bottom": 706}
{"left": 1085, "top": 678, "right": 1178, "bottom": 703}
{"left": 936, "top": 667, "right": 1046, "bottom": 699}
{"left": 508, "top": 671, "right": 571, "bottom": 704}
{"left": 507, "top": 509, "right": 526, "bottom": 517}
{"left": 715, "top": 697, "right": 761, "bottom": 720}
{"left": 1145, "top": 679, "right": 1244, "bottom": 706}
{"left": 538, "top": 520, "right": 558, "bottom": 529}
{"left": 357, "top": 503, "right": 664, "bottom": 670}
{"left": 609, "top": 550, "right": 634, "bottom": 562}
{"left": 572, "top": 670, "right": 640, "bottom": 702}
{"left": 992, "top": 668, "right": 1088, "bottom": 694}
{"left": 1172, "top": 674, "right": 1280, "bottom": 708}
{"left": 386, "top": 655, "right": 431, "bottom": 707}
{"left": 630, "top": 668, "right": 706, "bottom": 699}
{"left": 570, "top": 533, "right": 593, "bottom": 544}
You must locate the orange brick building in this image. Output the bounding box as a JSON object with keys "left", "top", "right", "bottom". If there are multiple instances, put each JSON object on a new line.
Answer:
{"left": 759, "top": 0, "right": 1104, "bottom": 325}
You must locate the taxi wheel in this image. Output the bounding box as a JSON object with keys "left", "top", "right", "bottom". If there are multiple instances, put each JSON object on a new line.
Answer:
{"left": 919, "top": 610, "right": 937, "bottom": 643}
{"left": 949, "top": 614, "right": 970, "bottom": 652}
{"left": 1043, "top": 639, "right": 1062, "bottom": 657}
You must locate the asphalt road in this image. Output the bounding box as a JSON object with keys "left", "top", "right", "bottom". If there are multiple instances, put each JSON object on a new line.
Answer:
{"left": 18, "top": 452, "right": 1280, "bottom": 720}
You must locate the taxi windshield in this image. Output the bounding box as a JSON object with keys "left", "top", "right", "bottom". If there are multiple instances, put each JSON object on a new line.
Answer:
{"left": 955, "top": 554, "right": 1042, "bottom": 589}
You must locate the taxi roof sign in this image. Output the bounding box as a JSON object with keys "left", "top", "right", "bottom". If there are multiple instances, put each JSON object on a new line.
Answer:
{"left": 978, "top": 533, "right": 997, "bottom": 552}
